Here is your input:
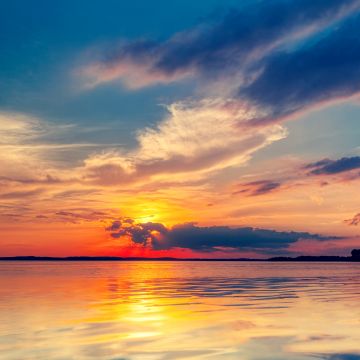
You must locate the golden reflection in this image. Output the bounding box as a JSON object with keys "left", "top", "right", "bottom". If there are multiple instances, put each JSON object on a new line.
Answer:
{"left": 0, "top": 262, "right": 359, "bottom": 359}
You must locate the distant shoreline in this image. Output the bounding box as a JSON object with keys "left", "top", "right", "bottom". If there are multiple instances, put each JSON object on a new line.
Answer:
{"left": 0, "top": 255, "right": 359, "bottom": 262}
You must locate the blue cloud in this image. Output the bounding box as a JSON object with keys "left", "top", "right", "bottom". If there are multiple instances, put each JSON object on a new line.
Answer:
{"left": 86, "top": 0, "right": 360, "bottom": 129}
{"left": 323, "top": 354, "right": 360, "bottom": 360}
{"left": 306, "top": 156, "right": 360, "bottom": 175}
{"left": 241, "top": 14, "right": 360, "bottom": 122}
{"left": 100, "top": 0, "right": 356, "bottom": 79}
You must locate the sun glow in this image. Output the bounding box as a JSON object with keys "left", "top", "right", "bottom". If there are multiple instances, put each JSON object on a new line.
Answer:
{"left": 125, "top": 199, "right": 190, "bottom": 226}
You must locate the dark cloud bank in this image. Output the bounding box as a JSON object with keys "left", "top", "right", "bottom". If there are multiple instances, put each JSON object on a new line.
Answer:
{"left": 93, "top": 0, "right": 360, "bottom": 123}
{"left": 106, "top": 219, "right": 338, "bottom": 254}
{"left": 241, "top": 13, "right": 360, "bottom": 122}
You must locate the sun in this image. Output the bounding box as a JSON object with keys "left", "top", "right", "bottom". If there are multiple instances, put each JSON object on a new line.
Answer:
{"left": 130, "top": 201, "right": 167, "bottom": 224}
{"left": 124, "top": 198, "right": 190, "bottom": 226}
{"left": 135, "top": 214, "right": 157, "bottom": 223}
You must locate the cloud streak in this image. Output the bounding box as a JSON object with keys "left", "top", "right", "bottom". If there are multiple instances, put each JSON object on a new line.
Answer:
{"left": 344, "top": 213, "right": 360, "bottom": 226}
{"left": 305, "top": 157, "right": 360, "bottom": 175}
{"left": 233, "top": 180, "right": 282, "bottom": 197}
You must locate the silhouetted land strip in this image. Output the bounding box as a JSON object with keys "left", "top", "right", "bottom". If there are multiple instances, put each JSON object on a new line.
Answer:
{"left": 0, "top": 250, "right": 359, "bottom": 262}
{"left": 270, "top": 249, "right": 360, "bottom": 262}
{"left": 0, "top": 256, "right": 262, "bottom": 261}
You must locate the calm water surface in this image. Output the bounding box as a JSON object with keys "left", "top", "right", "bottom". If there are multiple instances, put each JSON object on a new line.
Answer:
{"left": 0, "top": 261, "right": 359, "bottom": 360}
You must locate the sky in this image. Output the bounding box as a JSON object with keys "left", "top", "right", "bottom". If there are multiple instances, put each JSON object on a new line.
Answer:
{"left": 0, "top": 0, "right": 359, "bottom": 258}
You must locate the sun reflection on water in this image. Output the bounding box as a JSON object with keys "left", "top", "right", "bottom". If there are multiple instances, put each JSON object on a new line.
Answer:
{"left": 0, "top": 261, "right": 359, "bottom": 359}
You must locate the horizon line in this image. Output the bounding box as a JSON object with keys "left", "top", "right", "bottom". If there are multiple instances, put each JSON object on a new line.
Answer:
{"left": 0, "top": 254, "right": 359, "bottom": 262}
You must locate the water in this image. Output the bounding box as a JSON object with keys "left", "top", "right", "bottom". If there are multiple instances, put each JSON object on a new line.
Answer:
{"left": 0, "top": 261, "right": 359, "bottom": 360}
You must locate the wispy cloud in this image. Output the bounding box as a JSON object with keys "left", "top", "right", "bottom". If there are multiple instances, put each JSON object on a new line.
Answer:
{"left": 344, "top": 213, "right": 360, "bottom": 226}
{"left": 233, "top": 180, "right": 282, "bottom": 197}
{"left": 83, "top": 99, "right": 287, "bottom": 185}
{"left": 0, "top": 189, "right": 44, "bottom": 200}
{"left": 54, "top": 210, "right": 109, "bottom": 223}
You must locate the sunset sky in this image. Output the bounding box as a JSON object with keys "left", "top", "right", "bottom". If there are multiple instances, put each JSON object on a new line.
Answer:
{"left": 1, "top": 0, "right": 359, "bottom": 257}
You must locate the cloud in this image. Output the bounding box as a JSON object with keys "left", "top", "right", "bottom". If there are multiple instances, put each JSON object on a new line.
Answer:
{"left": 105, "top": 219, "right": 337, "bottom": 254}
{"left": 0, "top": 112, "right": 50, "bottom": 182}
{"left": 75, "top": 2, "right": 360, "bottom": 192}
{"left": 2, "top": 2, "right": 360, "bottom": 250}
{"left": 241, "top": 13, "right": 360, "bottom": 123}
{"left": 226, "top": 155, "right": 360, "bottom": 200}
{"left": 0, "top": 111, "right": 80, "bottom": 185}
{"left": 78, "top": 0, "right": 360, "bottom": 134}
{"left": 52, "top": 189, "right": 100, "bottom": 199}
{"left": 0, "top": 112, "right": 44, "bottom": 143}
{"left": 233, "top": 180, "right": 282, "bottom": 196}
{"left": 344, "top": 213, "right": 360, "bottom": 226}
{"left": 305, "top": 156, "right": 360, "bottom": 175}
{"left": 84, "top": 99, "right": 287, "bottom": 185}
{"left": 323, "top": 354, "right": 360, "bottom": 360}
{"left": 0, "top": 189, "right": 44, "bottom": 200}
{"left": 0, "top": 111, "right": 125, "bottom": 186}
{"left": 54, "top": 210, "right": 108, "bottom": 223}
{"left": 80, "top": 0, "right": 358, "bottom": 90}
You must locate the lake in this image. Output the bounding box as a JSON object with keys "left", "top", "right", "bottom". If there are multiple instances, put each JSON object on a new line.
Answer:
{"left": 0, "top": 261, "right": 359, "bottom": 359}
